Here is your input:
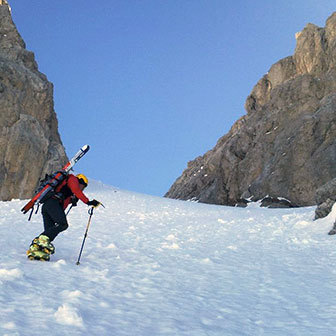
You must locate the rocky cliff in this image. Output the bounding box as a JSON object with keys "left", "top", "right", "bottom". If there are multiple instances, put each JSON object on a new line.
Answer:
{"left": 0, "top": 1, "right": 67, "bottom": 201}
{"left": 166, "top": 13, "right": 336, "bottom": 207}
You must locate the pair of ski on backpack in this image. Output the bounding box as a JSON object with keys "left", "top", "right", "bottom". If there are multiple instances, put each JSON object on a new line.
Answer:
{"left": 21, "top": 145, "right": 90, "bottom": 220}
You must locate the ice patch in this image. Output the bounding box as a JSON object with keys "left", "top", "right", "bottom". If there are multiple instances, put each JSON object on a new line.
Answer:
{"left": 54, "top": 304, "right": 83, "bottom": 327}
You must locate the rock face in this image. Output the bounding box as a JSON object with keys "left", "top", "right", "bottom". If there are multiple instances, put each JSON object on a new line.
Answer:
{"left": 0, "top": 1, "right": 67, "bottom": 201}
{"left": 166, "top": 13, "right": 336, "bottom": 207}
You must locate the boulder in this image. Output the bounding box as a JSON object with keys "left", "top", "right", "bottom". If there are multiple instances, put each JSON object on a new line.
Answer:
{"left": 314, "top": 178, "right": 336, "bottom": 219}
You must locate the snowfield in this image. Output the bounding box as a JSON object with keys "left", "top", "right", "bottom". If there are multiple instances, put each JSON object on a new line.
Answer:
{"left": 1, "top": 180, "right": 336, "bottom": 336}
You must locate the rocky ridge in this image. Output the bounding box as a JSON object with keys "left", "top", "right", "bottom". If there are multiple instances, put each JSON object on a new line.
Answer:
{"left": 0, "top": 1, "right": 68, "bottom": 201}
{"left": 166, "top": 13, "right": 336, "bottom": 207}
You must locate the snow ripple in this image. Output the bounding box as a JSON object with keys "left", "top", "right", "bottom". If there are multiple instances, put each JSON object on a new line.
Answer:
{"left": 0, "top": 268, "right": 22, "bottom": 281}
{"left": 54, "top": 304, "right": 84, "bottom": 327}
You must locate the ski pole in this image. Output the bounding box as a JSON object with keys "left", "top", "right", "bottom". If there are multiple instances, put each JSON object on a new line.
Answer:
{"left": 66, "top": 205, "right": 73, "bottom": 216}
{"left": 76, "top": 207, "right": 94, "bottom": 265}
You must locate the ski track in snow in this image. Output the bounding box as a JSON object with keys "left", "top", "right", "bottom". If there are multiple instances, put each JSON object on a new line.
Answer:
{"left": 1, "top": 180, "right": 336, "bottom": 335}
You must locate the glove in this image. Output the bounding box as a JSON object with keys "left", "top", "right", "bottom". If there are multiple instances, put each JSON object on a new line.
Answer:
{"left": 87, "top": 199, "right": 100, "bottom": 207}
{"left": 71, "top": 196, "right": 78, "bottom": 206}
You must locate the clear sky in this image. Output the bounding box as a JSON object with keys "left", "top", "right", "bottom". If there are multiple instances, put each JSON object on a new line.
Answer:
{"left": 9, "top": 1, "right": 336, "bottom": 196}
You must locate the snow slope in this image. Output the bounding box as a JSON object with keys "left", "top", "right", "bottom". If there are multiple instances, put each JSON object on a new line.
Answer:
{"left": 1, "top": 180, "right": 336, "bottom": 336}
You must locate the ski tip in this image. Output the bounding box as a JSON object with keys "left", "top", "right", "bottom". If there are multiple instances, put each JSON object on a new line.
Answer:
{"left": 81, "top": 144, "right": 90, "bottom": 152}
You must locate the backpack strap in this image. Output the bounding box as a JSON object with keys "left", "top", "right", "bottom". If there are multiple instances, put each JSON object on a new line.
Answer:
{"left": 54, "top": 173, "right": 71, "bottom": 201}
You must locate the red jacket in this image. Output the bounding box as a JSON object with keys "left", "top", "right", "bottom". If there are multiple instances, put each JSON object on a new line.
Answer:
{"left": 55, "top": 174, "right": 89, "bottom": 209}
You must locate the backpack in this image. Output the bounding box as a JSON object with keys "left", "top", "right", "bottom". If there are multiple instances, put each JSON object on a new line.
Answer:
{"left": 35, "top": 170, "right": 69, "bottom": 204}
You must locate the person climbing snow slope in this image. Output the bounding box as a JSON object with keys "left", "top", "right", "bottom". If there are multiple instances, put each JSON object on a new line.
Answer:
{"left": 27, "top": 173, "right": 100, "bottom": 261}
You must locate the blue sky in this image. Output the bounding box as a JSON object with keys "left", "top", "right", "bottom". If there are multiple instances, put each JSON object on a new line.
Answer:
{"left": 10, "top": 1, "right": 336, "bottom": 196}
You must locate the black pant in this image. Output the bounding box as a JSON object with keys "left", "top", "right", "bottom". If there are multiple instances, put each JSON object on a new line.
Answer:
{"left": 41, "top": 198, "right": 69, "bottom": 242}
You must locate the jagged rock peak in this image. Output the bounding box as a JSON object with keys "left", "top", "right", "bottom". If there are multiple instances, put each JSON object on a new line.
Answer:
{"left": 0, "top": 1, "right": 68, "bottom": 201}
{"left": 0, "top": 1, "right": 39, "bottom": 71}
{"left": 165, "top": 12, "right": 336, "bottom": 207}
{"left": 0, "top": 0, "right": 10, "bottom": 7}
{"left": 245, "top": 12, "right": 336, "bottom": 116}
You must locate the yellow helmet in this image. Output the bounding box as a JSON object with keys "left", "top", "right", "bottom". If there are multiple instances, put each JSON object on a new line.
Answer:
{"left": 76, "top": 174, "right": 88, "bottom": 186}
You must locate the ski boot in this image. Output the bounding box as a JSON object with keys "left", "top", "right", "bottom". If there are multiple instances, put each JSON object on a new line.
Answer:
{"left": 27, "top": 244, "right": 50, "bottom": 261}
{"left": 34, "top": 235, "right": 55, "bottom": 255}
{"left": 26, "top": 235, "right": 55, "bottom": 261}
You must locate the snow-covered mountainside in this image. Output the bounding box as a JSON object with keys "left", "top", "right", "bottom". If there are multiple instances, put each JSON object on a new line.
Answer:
{"left": 1, "top": 180, "right": 336, "bottom": 335}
